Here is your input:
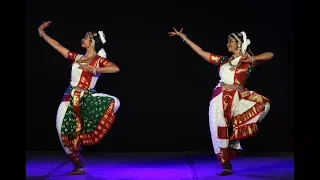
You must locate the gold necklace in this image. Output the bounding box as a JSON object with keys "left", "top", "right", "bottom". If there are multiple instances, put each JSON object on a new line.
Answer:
{"left": 78, "top": 54, "right": 96, "bottom": 65}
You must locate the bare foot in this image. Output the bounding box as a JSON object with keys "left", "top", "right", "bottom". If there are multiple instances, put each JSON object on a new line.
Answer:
{"left": 67, "top": 168, "right": 86, "bottom": 175}
{"left": 217, "top": 169, "right": 233, "bottom": 176}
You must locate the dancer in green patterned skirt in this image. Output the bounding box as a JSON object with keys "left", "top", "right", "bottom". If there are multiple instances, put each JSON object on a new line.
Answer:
{"left": 38, "top": 21, "right": 120, "bottom": 175}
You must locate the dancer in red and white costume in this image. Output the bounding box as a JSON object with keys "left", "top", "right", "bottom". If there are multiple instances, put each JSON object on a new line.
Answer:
{"left": 38, "top": 21, "right": 120, "bottom": 175}
{"left": 169, "top": 28, "right": 273, "bottom": 176}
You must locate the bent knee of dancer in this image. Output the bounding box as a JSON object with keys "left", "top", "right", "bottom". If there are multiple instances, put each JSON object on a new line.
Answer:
{"left": 264, "top": 102, "right": 271, "bottom": 113}
{"left": 113, "top": 97, "right": 120, "bottom": 113}
{"left": 259, "top": 102, "right": 271, "bottom": 122}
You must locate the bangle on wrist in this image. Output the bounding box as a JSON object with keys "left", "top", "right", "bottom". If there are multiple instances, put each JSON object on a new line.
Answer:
{"left": 251, "top": 56, "right": 255, "bottom": 63}
{"left": 39, "top": 30, "right": 44, "bottom": 37}
{"left": 93, "top": 68, "right": 97, "bottom": 75}
{"left": 181, "top": 34, "right": 188, "bottom": 44}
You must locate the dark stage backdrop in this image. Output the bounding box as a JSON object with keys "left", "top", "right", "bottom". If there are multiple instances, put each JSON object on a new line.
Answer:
{"left": 26, "top": 0, "right": 295, "bottom": 152}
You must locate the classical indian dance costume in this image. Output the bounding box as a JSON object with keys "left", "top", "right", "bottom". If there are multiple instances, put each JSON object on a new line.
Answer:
{"left": 207, "top": 32, "right": 270, "bottom": 175}
{"left": 56, "top": 51, "right": 120, "bottom": 172}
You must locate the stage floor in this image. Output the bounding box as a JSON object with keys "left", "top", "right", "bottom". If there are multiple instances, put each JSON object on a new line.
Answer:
{"left": 26, "top": 151, "right": 294, "bottom": 180}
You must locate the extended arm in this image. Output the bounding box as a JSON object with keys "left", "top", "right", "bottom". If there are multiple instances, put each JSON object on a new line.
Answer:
{"left": 38, "top": 21, "right": 69, "bottom": 59}
{"left": 169, "top": 27, "right": 222, "bottom": 65}
{"left": 253, "top": 52, "right": 274, "bottom": 62}
{"left": 179, "top": 34, "right": 211, "bottom": 62}
{"left": 244, "top": 52, "right": 274, "bottom": 66}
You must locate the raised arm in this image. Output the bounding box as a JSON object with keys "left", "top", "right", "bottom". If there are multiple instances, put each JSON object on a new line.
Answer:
{"left": 38, "top": 21, "right": 69, "bottom": 59}
{"left": 169, "top": 27, "right": 222, "bottom": 66}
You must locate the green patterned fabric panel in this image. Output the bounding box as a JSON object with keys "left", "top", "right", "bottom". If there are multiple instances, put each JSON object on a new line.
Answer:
{"left": 80, "top": 95, "right": 113, "bottom": 133}
{"left": 60, "top": 86, "right": 114, "bottom": 138}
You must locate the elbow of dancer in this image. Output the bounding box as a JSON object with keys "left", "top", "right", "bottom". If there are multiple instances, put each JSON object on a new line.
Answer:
{"left": 263, "top": 52, "right": 274, "bottom": 61}
{"left": 97, "top": 64, "right": 120, "bottom": 73}
{"left": 266, "top": 52, "right": 274, "bottom": 60}
{"left": 114, "top": 66, "right": 120, "bottom": 73}
{"left": 110, "top": 64, "right": 120, "bottom": 73}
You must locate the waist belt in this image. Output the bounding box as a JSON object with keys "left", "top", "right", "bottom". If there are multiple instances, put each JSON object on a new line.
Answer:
{"left": 72, "top": 86, "right": 90, "bottom": 92}
{"left": 220, "top": 82, "right": 244, "bottom": 91}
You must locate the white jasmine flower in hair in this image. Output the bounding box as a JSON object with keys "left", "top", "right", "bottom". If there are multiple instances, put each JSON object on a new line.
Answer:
{"left": 98, "top": 31, "right": 106, "bottom": 44}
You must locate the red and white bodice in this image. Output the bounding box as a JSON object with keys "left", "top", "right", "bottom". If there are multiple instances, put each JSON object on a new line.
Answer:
{"left": 68, "top": 51, "right": 109, "bottom": 90}
{"left": 209, "top": 53, "right": 255, "bottom": 86}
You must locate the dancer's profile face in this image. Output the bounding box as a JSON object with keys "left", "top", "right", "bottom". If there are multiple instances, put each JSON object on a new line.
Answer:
{"left": 227, "top": 37, "right": 238, "bottom": 53}
{"left": 81, "top": 33, "right": 91, "bottom": 48}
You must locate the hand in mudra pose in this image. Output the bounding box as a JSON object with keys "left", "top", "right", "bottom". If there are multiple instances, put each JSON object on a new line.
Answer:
{"left": 168, "top": 27, "right": 184, "bottom": 37}
{"left": 38, "top": 21, "right": 51, "bottom": 37}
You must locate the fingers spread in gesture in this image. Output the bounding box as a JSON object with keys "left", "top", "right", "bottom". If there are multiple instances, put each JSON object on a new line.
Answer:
{"left": 39, "top": 21, "right": 52, "bottom": 30}
{"left": 38, "top": 21, "right": 52, "bottom": 37}
{"left": 168, "top": 27, "right": 184, "bottom": 37}
{"left": 168, "top": 31, "right": 176, "bottom": 36}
